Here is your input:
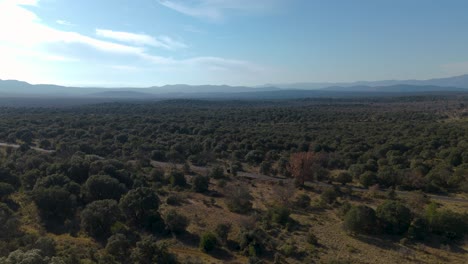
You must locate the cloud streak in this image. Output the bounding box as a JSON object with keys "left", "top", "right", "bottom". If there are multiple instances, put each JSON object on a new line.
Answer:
{"left": 96, "top": 29, "right": 187, "bottom": 50}
{"left": 158, "top": 0, "right": 282, "bottom": 20}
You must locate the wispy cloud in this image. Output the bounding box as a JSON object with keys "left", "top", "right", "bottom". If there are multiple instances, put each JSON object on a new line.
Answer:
{"left": 96, "top": 29, "right": 187, "bottom": 50}
{"left": 0, "top": 0, "right": 265, "bottom": 85}
{"left": 56, "top": 20, "right": 75, "bottom": 26}
{"left": 158, "top": 0, "right": 282, "bottom": 20}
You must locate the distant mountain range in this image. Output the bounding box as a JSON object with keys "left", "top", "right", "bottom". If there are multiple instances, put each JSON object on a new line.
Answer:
{"left": 265, "top": 74, "right": 468, "bottom": 90}
{"left": 1, "top": 74, "right": 468, "bottom": 100}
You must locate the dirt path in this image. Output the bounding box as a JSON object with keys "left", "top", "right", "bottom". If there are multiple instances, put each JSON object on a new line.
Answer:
{"left": 0, "top": 142, "right": 55, "bottom": 153}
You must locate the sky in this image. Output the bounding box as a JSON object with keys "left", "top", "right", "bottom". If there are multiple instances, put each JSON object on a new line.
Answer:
{"left": 1, "top": 0, "right": 468, "bottom": 87}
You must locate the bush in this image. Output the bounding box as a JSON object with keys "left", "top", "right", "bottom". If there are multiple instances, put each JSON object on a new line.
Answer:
{"left": 168, "top": 170, "right": 186, "bottom": 187}
{"left": 215, "top": 223, "right": 231, "bottom": 244}
{"left": 376, "top": 200, "right": 412, "bottom": 235}
{"left": 306, "top": 232, "right": 318, "bottom": 245}
{"left": 209, "top": 166, "right": 225, "bottom": 179}
{"left": 165, "top": 210, "right": 189, "bottom": 234}
{"left": 225, "top": 185, "right": 253, "bottom": 214}
{"left": 131, "top": 237, "right": 177, "bottom": 264}
{"left": 33, "top": 237, "right": 56, "bottom": 257}
{"left": 81, "top": 199, "right": 121, "bottom": 240}
{"left": 0, "top": 203, "right": 19, "bottom": 239}
{"left": 192, "top": 175, "right": 209, "bottom": 193}
{"left": 106, "top": 234, "right": 130, "bottom": 260}
{"left": 426, "top": 203, "right": 468, "bottom": 242}
{"left": 149, "top": 167, "right": 165, "bottom": 183}
{"left": 267, "top": 206, "right": 291, "bottom": 225}
{"left": 321, "top": 187, "right": 338, "bottom": 204}
{"left": 335, "top": 172, "right": 352, "bottom": 185}
{"left": 294, "top": 194, "right": 311, "bottom": 209}
{"left": 343, "top": 205, "right": 377, "bottom": 234}
{"left": 359, "top": 172, "right": 377, "bottom": 188}
{"left": 32, "top": 187, "right": 74, "bottom": 229}
{"left": 0, "top": 182, "right": 15, "bottom": 200}
{"left": 83, "top": 175, "right": 127, "bottom": 202}
{"left": 238, "top": 228, "right": 268, "bottom": 257}
{"left": 119, "top": 187, "right": 161, "bottom": 230}
{"left": 199, "top": 232, "right": 218, "bottom": 252}
{"left": 166, "top": 194, "right": 183, "bottom": 206}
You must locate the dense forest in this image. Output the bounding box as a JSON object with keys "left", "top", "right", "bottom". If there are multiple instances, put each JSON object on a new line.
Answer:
{"left": 0, "top": 95, "right": 467, "bottom": 263}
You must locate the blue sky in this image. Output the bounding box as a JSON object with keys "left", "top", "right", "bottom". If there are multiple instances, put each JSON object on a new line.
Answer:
{"left": 1, "top": 0, "right": 468, "bottom": 87}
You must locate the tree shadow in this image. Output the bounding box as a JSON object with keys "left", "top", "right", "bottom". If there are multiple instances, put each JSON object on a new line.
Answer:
{"left": 353, "top": 234, "right": 401, "bottom": 251}
{"left": 206, "top": 247, "right": 235, "bottom": 261}
{"left": 177, "top": 231, "right": 200, "bottom": 248}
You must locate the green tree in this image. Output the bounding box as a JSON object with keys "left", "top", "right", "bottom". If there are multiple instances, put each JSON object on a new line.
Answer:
{"left": 168, "top": 170, "right": 186, "bottom": 187}
{"left": 335, "top": 172, "right": 352, "bottom": 185}
{"left": 130, "top": 237, "right": 177, "bottom": 264}
{"left": 165, "top": 209, "right": 189, "bottom": 235}
{"left": 81, "top": 199, "right": 121, "bottom": 240}
{"left": 192, "top": 175, "right": 209, "bottom": 193}
{"left": 376, "top": 200, "right": 412, "bottom": 235}
{"left": 199, "top": 232, "right": 218, "bottom": 252}
{"left": 119, "top": 187, "right": 161, "bottom": 230}
{"left": 83, "top": 175, "right": 127, "bottom": 202}
{"left": 343, "top": 205, "right": 377, "bottom": 234}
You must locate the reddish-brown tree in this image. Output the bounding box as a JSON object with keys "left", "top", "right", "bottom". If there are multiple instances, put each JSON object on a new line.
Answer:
{"left": 288, "top": 152, "right": 325, "bottom": 186}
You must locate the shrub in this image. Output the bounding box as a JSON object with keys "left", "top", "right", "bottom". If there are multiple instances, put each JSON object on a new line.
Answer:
{"left": 0, "top": 203, "right": 19, "bottom": 239}
{"left": 215, "top": 223, "right": 231, "bottom": 244}
{"left": 33, "top": 237, "right": 56, "bottom": 257}
{"left": 321, "top": 187, "right": 338, "bottom": 204}
{"left": 343, "top": 205, "right": 377, "bottom": 234}
{"left": 209, "top": 166, "right": 225, "bottom": 179}
{"left": 376, "top": 200, "right": 412, "bottom": 235}
{"left": 119, "top": 187, "right": 161, "bottom": 229}
{"left": 192, "top": 175, "right": 209, "bottom": 193}
{"left": 83, "top": 175, "right": 127, "bottom": 202}
{"left": 359, "top": 172, "right": 377, "bottom": 188}
{"left": 149, "top": 167, "right": 165, "bottom": 183}
{"left": 131, "top": 237, "right": 177, "bottom": 264}
{"left": 199, "top": 232, "right": 218, "bottom": 252}
{"left": 0, "top": 182, "right": 14, "bottom": 200}
{"left": 81, "top": 199, "right": 121, "bottom": 240}
{"left": 168, "top": 170, "right": 186, "bottom": 187}
{"left": 166, "top": 194, "right": 183, "bottom": 206}
{"left": 294, "top": 194, "right": 311, "bottom": 209}
{"left": 165, "top": 210, "right": 189, "bottom": 234}
{"left": 335, "top": 172, "right": 352, "bottom": 185}
{"left": 426, "top": 203, "right": 468, "bottom": 242}
{"left": 238, "top": 228, "right": 268, "bottom": 257}
{"left": 106, "top": 234, "right": 130, "bottom": 260}
{"left": 306, "top": 232, "right": 318, "bottom": 245}
{"left": 32, "top": 187, "right": 74, "bottom": 229}
{"left": 225, "top": 185, "right": 253, "bottom": 214}
{"left": 267, "top": 206, "right": 291, "bottom": 225}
